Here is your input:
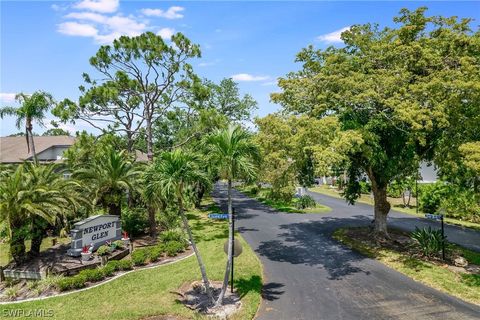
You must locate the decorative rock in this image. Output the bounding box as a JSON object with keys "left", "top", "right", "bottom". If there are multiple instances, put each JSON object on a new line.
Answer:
{"left": 454, "top": 257, "right": 468, "bottom": 267}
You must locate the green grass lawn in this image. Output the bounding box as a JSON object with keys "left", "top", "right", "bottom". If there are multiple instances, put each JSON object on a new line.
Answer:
{"left": 237, "top": 185, "right": 331, "bottom": 214}
{"left": 333, "top": 227, "right": 480, "bottom": 305}
{"left": 0, "top": 199, "right": 263, "bottom": 320}
{"left": 0, "top": 237, "right": 71, "bottom": 267}
{"left": 311, "top": 185, "right": 480, "bottom": 231}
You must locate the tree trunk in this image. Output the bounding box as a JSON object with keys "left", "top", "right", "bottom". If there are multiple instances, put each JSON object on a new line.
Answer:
{"left": 215, "top": 179, "right": 233, "bottom": 307}
{"left": 146, "top": 116, "right": 153, "bottom": 162}
{"left": 10, "top": 228, "right": 27, "bottom": 264}
{"left": 30, "top": 217, "right": 48, "bottom": 256}
{"left": 148, "top": 206, "right": 157, "bottom": 237}
{"left": 371, "top": 178, "right": 391, "bottom": 238}
{"left": 179, "top": 197, "right": 214, "bottom": 305}
{"left": 26, "top": 119, "right": 37, "bottom": 163}
{"left": 108, "top": 202, "right": 121, "bottom": 217}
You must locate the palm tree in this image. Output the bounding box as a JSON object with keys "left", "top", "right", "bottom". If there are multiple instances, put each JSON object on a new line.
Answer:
{"left": 0, "top": 163, "right": 86, "bottom": 263}
{"left": 74, "top": 147, "right": 141, "bottom": 217}
{"left": 144, "top": 150, "right": 214, "bottom": 304}
{"left": 0, "top": 91, "right": 54, "bottom": 162}
{"left": 24, "top": 163, "right": 88, "bottom": 256}
{"left": 206, "top": 124, "right": 260, "bottom": 306}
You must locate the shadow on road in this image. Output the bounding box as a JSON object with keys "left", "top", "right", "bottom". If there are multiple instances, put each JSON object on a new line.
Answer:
{"left": 256, "top": 215, "right": 375, "bottom": 280}
{"left": 235, "top": 275, "right": 285, "bottom": 301}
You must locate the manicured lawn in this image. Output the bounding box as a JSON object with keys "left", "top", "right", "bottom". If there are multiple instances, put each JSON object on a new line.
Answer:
{"left": 333, "top": 227, "right": 480, "bottom": 305}
{"left": 311, "top": 185, "right": 480, "bottom": 231}
{"left": 237, "top": 185, "right": 331, "bottom": 214}
{"left": 0, "top": 237, "right": 71, "bottom": 267}
{"left": 0, "top": 199, "right": 263, "bottom": 320}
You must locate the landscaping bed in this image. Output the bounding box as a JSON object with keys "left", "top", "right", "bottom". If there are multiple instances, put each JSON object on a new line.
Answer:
{"left": 0, "top": 239, "right": 191, "bottom": 302}
{"left": 333, "top": 227, "right": 480, "bottom": 305}
{"left": 0, "top": 199, "right": 263, "bottom": 319}
{"left": 238, "top": 185, "right": 331, "bottom": 214}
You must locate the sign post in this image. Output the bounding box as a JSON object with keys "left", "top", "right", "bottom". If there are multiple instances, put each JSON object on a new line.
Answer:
{"left": 424, "top": 213, "right": 445, "bottom": 260}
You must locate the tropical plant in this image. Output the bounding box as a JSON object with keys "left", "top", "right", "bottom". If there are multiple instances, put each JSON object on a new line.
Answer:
{"left": 0, "top": 91, "right": 54, "bottom": 161}
{"left": 410, "top": 227, "right": 446, "bottom": 257}
{"left": 74, "top": 147, "right": 141, "bottom": 217}
{"left": 295, "top": 195, "right": 316, "bottom": 209}
{"left": 0, "top": 163, "right": 86, "bottom": 263}
{"left": 144, "top": 149, "right": 214, "bottom": 303}
{"left": 206, "top": 124, "right": 260, "bottom": 306}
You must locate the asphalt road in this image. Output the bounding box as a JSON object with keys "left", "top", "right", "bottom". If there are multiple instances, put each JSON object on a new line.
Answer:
{"left": 212, "top": 184, "right": 480, "bottom": 320}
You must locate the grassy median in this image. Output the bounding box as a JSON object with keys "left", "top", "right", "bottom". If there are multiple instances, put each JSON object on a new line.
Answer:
{"left": 333, "top": 227, "right": 480, "bottom": 305}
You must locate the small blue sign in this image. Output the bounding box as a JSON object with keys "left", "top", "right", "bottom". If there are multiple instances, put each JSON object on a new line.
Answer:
{"left": 425, "top": 214, "right": 443, "bottom": 221}
{"left": 208, "top": 213, "right": 229, "bottom": 219}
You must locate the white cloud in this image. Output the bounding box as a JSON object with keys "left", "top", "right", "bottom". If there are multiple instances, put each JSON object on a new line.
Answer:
{"left": 61, "top": 12, "right": 147, "bottom": 44}
{"left": 317, "top": 26, "right": 350, "bottom": 43}
{"left": 0, "top": 93, "right": 17, "bottom": 103}
{"left": 231, "top": 74, "right": 270, "bottom": 82}
{"left": 74, "top": 0, "right": 119, "bottom": 13}
{"left": 157, "top": 27, "right": 175, "bottom": 40}
{"left": 57, "top": 22, "right": 98, "bottom": 37}
{"left": 140, "top": 6, "right": 184, "bottom": 19}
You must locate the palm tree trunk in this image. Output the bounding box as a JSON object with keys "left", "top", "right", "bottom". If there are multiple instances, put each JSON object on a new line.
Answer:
{"left": 26, "top": 119, "right": 37, "bottom": 163}
{"left": 148, "top": 206, "right": 157, "bottom": 237}
{"left": 179, "top": 197, "right": 214, "bottom": 304}
{"left": 215, "top": 179, "right": 233, "bottom": 306}
{"left": 10, "top": 226, "right": 27, "bottom": 264}
{"left": 30, "top": 216, "right": 48, "bottom": 256}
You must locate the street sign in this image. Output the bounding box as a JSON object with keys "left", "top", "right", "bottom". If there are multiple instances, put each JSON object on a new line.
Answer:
{"left": 425, "top": 213, "right": 442, "bottom": 221}
{"left": 208, "top": 213, "right": 229, "bottom": 219}
{"left": 224, "top": 239, "right": 243, "bottom": 257}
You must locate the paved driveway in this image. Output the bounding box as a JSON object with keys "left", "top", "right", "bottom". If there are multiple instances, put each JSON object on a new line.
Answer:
{"left": 212, "top": 184, "right": 480, "bottom": 320}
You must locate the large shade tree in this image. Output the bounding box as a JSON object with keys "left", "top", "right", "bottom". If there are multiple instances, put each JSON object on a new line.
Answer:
{"left": 272, "top": 7, "right": 480, "bottom": 237}
{"left": 206, "top": 124, "right": 260, "bottom": 306}
{"left": 144, "top": 150, "right": 214, "bottom": 303}
{"left": 0, "top": 91, "right": 55, "bottom": 161}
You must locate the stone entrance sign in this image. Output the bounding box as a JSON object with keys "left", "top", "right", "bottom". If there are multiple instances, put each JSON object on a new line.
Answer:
{"left": 67, "top": 215, "right": 122, "bottom": 256}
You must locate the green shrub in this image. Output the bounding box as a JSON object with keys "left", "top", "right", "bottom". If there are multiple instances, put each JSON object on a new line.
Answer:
{"left": 267, "top": 186, "right": 295, "bottom": 203}
{"left": 116, "top": 259, "right": 133, "bottom": 270}
{"left": 410, "top": 227, "right": 446, "bottom": 257}
{"left": 249, "top": 185, "right": 259, "bottom": 195}
{"left": 131, "top": 248, "right": 150, "bottom": 266}
{"left": 164, "top": 240, "right": 185, "bottom": 257}
{"left": 294, "top": 195, "right": 316, "bottom": 209}
{"left": 113, "top": 240, "right": 124, "bottom": 249}
{"left": 101, "top": 263, "right": 116, "bottom": 277}
{"left": 96, "top": 245, "right": 110, "bottom": 256}
{"left": 79, "top": 268, "right": 105, "bottom": 282}
{"left": 159, "top": 230, "right": 186, "bottom": 244}
{"left": 150, "top": 245, "right": 164, "bottom": 262}
{"left": 4, "top": 287, "right": 19, "bottom": 300}
{"left": 121, "top": 207, "right": 149, "bottom": 237}
{"left": 56, "top": 274, "right": 87, "bottom": 292}
{"left": 418, "top": 182, "right": 448, "bottom": 214}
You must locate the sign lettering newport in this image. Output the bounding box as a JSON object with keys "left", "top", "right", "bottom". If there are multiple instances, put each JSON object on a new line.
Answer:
{"left": 67, "top": 215, "right": 122, "bottom": 256}
{"left": 425, "top": 213, "right": 442, "bottom": 221}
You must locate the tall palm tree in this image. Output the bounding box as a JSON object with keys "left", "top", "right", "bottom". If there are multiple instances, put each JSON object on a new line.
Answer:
{"left": 24, "top": 163, "right": 88, "bottom": 256}
{"left": 0, "top": 91, "right": 54, "bottom": 162}
{"left": 206, "top": 124, "right": 260, "bottom": 306}
{"left": 74, "top": 147, "right": 141, "bottom": 217}
{"left": 0, "top": 163, "right": 86, "bottom": 263}
{"left": 144, "top": 150, "right": 214, "bottom": 304}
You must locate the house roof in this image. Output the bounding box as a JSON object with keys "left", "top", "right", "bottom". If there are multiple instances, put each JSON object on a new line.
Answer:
{"left": 0, "top": 135, "right": 149, "bottom": 163}
{"left": 0, "top": 136, "right": 75, "bottom": 163}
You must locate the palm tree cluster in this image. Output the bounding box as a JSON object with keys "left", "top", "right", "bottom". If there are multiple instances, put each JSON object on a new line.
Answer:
{"left": 0, "top": 117, "right": 258, "bottom": 308}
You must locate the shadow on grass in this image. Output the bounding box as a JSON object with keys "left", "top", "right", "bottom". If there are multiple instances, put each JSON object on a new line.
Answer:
{"left": 235, "top": 275, "right": 284, "bottom": 301}
{"left": 462, "top": 274, "right": 480, "bottom": 287}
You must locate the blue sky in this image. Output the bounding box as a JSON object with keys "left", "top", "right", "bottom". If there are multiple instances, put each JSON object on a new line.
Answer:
{"left": 1, "top": 1, "right": 479, "bottom": 135}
